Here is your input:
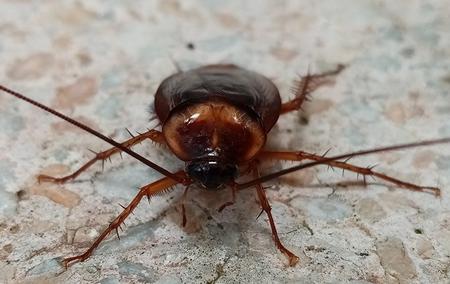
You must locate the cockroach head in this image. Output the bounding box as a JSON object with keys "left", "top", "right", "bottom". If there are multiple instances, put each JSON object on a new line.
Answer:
{"left": 186, "top": 159, "right": 238, "bottom": 190}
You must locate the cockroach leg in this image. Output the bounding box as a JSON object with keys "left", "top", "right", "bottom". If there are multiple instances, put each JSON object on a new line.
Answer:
{"left": 280, "top": 64, "right": 346, "bottom": 114}
{"left": 38, "top": 129, "right": 166, "bottom": 184}
{"left": 180, "top": 186, "right": 190, "bottom": 227}
{"left": 62, "top": 172, "right": 185, "bottom": 268}
{"left": 252, "top": 167, "right": 299, "bottom": 267}
{"left": 217, "top": 184, "right": 237, "bottom": 212}
{"left": 258, "top": 151, "right": 441, "bottom": 197}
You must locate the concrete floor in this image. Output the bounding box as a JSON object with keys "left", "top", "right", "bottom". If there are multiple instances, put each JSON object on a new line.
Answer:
{"left": 1, "top": 1, "right": 450, "bottom": 283}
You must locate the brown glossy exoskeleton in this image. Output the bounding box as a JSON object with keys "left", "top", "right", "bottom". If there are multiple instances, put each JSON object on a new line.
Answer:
{"left": 1, "top": 64, "right": 449, "bottom": 267}
{"left": 155, "top": 65, "right": 280, "bottom": 189}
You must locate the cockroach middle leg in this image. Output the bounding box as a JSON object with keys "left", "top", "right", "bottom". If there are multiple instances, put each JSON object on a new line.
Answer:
{"left": 258, "top": 150, "right": 441, "bottom": 196}
{"left": 252, "top": 167, "right": 299, "bottom": 267}
{"left": 39, "top": 129, "right": 166, "bottom": 184}
{"left": 280, "top": 64, "right": 346, "bottom": 114}
{"left": 217, "top": 184, "right": 237, "bottom": 212}
{"left": 62, "top": 172, "right": 185, "bottom": 267}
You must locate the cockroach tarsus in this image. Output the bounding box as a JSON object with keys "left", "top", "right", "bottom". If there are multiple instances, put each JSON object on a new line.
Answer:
{"left": 1, "top": 64, "right": 449, "bottom": 268}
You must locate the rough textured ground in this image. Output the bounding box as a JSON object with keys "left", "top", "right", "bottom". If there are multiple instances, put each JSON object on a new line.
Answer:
{"left": 1, "top": 1, "right": 450, "bottom": 283}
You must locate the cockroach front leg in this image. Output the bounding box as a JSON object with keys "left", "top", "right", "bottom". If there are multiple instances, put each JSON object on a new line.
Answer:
{"left": 217, "top": 184, "right": 237, "bottom": 212}
{"left": 62, "top": 172, "right": 185, "bottom": 267}
{"left": 281, "top": 64, "right": 345, "bottom": 114}
{"left": 39, "top": 129, "right": 165, "bottom": 184}
{"left": 180, "top": 186, "right": 190, "bottom": 227}
{"left": 259, "top": 151, "right": 440, "bottom": 196}
{"left": 252, "top": 167, "right": 299, "bottom": 266}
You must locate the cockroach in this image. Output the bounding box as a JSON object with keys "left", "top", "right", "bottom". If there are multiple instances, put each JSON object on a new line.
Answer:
{"left": 1, "top": 64, "right": 449, "bottom": 267}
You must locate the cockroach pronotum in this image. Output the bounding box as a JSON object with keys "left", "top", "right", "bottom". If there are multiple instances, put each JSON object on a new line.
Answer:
{"left": 1, "top": 64, "right": 449, "bottom": 267}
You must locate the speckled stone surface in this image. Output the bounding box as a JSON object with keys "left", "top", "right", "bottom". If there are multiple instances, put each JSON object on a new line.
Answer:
{"left": 1, "top": 1, "right": 450, "bottom": 283}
